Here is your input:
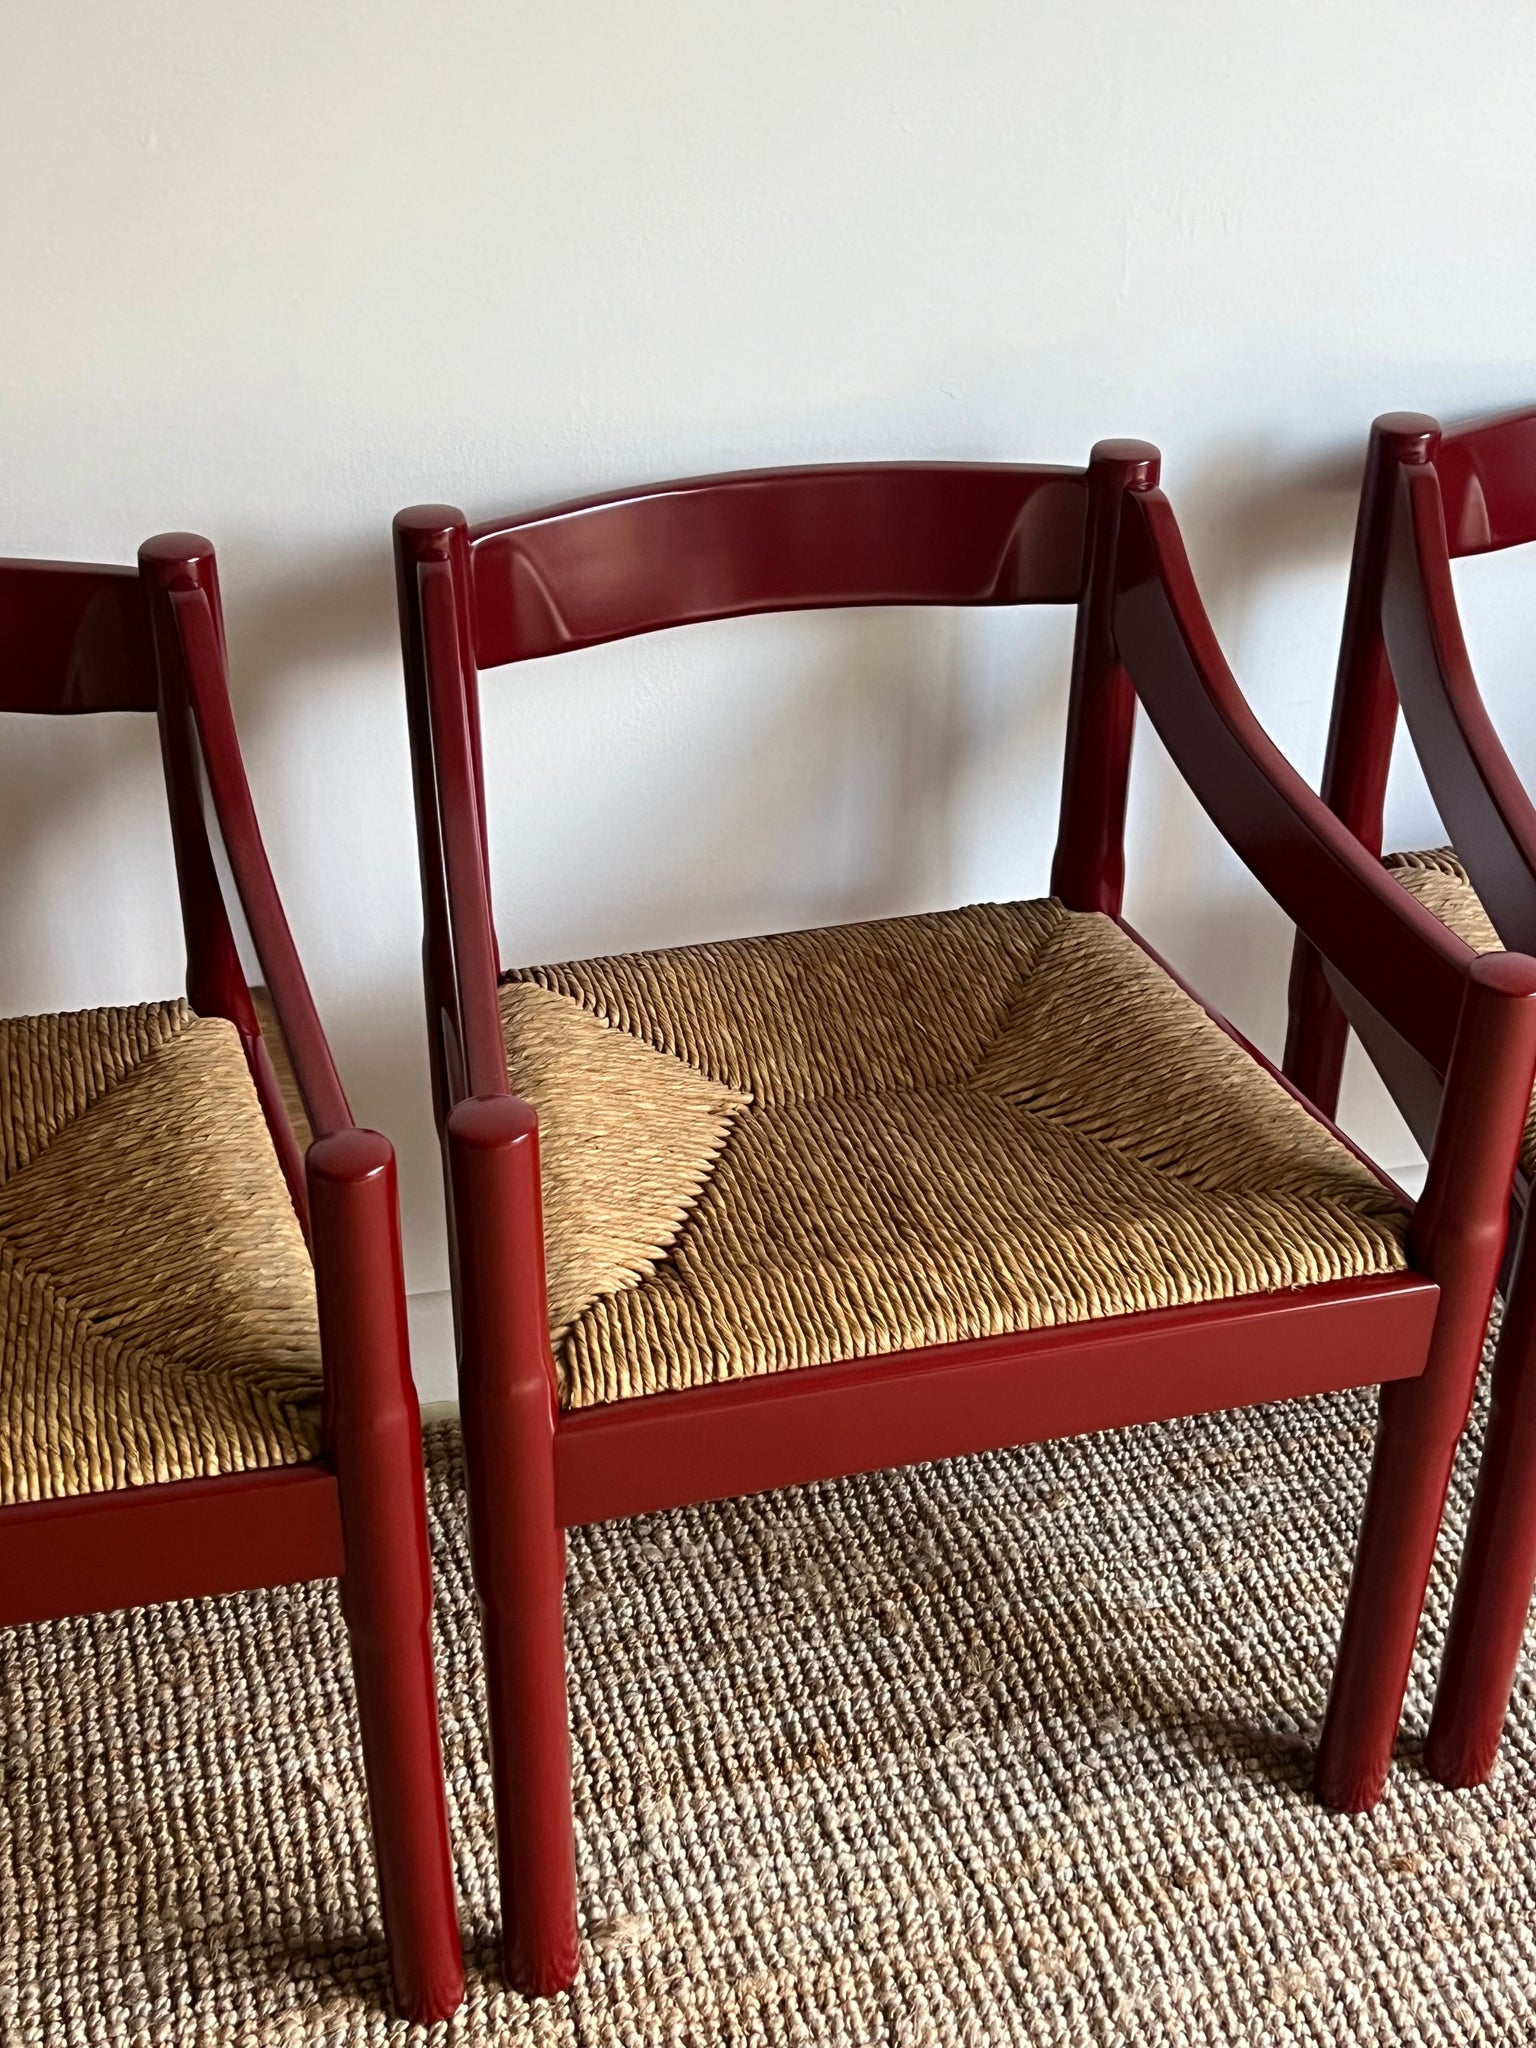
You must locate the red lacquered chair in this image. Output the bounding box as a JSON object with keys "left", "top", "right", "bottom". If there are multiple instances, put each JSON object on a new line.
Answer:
{"left": 396, "top": 446, "right": 1536, "bottom": 1994}
{"left": 0, "top": 537, "right": 463, "bottom": 2022}
{"left": 1286, "top": 404, "right": 1536, "bottom": 1789}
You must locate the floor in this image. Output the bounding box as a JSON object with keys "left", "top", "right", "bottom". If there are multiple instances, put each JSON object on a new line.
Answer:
{"left": 2, "top": 1357, "right": 1529, "bottom": 2045}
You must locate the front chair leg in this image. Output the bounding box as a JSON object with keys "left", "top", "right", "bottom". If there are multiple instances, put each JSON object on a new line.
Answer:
{"left": 1282, "top": 935, "right": 1350, "bottom": 1120}
{"left": 309, "top": 1132, "right": 465, "bottom": 2024}
{"left": 1426, "top": 1232, "right": 1536, "bottom": 1787}
{"left": 339, "top": 1540, "right": 466, "bottom": 2023}
{"left": 449, "top": 1096, "right": 580, "bottom": 1995}
{"left": 1319, "top": 952, "right": 1536, "bottom": 1811}
{"left": 1314, "top": 1374, "right": 1465, "bottom": 1810}
{"left": 475, "top": 1433, "right": 580, "bottom": 1994}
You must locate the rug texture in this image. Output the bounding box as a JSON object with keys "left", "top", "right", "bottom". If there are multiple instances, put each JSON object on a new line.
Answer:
{"left": 3, "top": 1385, "right": 1534, "bottom": 2046}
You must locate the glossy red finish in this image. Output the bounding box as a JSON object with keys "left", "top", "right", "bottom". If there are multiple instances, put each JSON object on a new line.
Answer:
{"left": 0, "top": 1466, "right": 343, "bottom": 1628}
{"left": 140, "top": 536, "right": 353, "bottom": 1143}
{"left": 1051, "top": 442, "right": 1161, "bottom": 914}
{"left": 1386, "top": 461, "right": 1536, "bottom": 956}
{"left": 1433, "top": 405, "right": 1536, "bottom": 555}
{"left": 447, "top": 1097, "right": 577, "bottom": 1994}
{"left": 0, "top": 540, "right": 463, "bottom": 2023}
{"left": 395, "top": 516, "right": 505, "bottom": 1107}
{"left": 1283, "top": 407, "right": 1536, "bottom": 1102}
{"left": 309, "top": 1131, "right": 465, "bottom": 2022}
{"left": 1433, "top": 1240, "right": 1536, "bottom": 1786}
{"left": 0, "top": 558, "right": 158, "bottom": 712}
{"left": 1282, "top": 415, "right": 1440, "bottom": 1115}
{"left": 1314, "top": 952, "right": 1536, "bottom": 1807}
{"left": 1281, "top": 403, "right": 1536, "bottom": 1791}
{"left": 1117, "top": 488, "right": 1473, "bottom": 1080}
{"left": 1116, "top": 486, "right": 1536, "bottom": 1805}
{"left": 468, "top": 462, "right": 1090, "bottom": 667}
{"left": 400, "top": 446, "right": 1536, "bottom": 1990}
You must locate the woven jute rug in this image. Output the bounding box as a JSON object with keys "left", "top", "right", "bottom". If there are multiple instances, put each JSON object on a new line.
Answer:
{"left": 4, "top": 1383, "right": 1534, "bottom": 2045}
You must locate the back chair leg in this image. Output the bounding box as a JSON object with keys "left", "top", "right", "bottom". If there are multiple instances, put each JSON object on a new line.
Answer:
{"left": 449, "top": 1098, "right": 581, "bottom": 1995}
{"left": 1283, "top": 940, "right": 1350, "bottom": 1120}
{"left": 310, "top": 1133, "right": 465, "bottom": 2024}
{"left": 1426, "top": 1229, "right": 1536, "bottom": 1786}
{"left": 1283, "top": 415, "right": 1439, "bottom": 1119}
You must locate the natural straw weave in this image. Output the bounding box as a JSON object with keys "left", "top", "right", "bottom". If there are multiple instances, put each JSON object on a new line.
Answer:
{"left": 0, "top": 1000, "right": 321, "bottom": 1502}
{"left": 1385, "top": 846, "right": 1505, "bottom": 957}
{"left": 502, "top": 901, "right": 1408, "bottom": 1410}
{"left": 1385, "top": 847, "right": 1536, "bottom": 1173}
{"left": 8, "top": 1372, "right": 1536, "bottom": 2045}
{"left": 251, "top": 984, "right": 315, "bottom": 1153}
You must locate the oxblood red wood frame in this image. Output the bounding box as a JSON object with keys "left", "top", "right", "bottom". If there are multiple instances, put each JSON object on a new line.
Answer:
{"left": 1284, "top": 403, "right": 1536, "bottom": 1792}
{"left": 396, "top": 445, "right": 1536, "bottom": 1996}
{"left": 0, "top": 544, "right": 463, "bottom": 2024}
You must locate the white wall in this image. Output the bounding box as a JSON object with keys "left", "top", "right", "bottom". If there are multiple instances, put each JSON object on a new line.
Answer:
{"left": 4, "top": 2, "right": 1536, "bottom": 1302}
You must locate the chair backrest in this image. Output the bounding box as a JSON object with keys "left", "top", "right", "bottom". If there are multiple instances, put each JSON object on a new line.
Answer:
{"left": 1430, "top": 407, "right": 1536, "bottom": 559}
{"left": 464, "top": 462, "right": 1092, "bottom": 665}
{"left": 395, "top": 447, "right": 1161, "bottom": 1105}
{"left": 0, "top": 559, "right": 159, "bottom": 714}
{"left": 1280, "top": 407, "right": 1536, "bottom": 1120}
{"left": 0, "top": 542, "right": 349, "bottom": 1205}
{"left": 397, "top": 444, "right": 1523, "bottom": 1184}
{"left": 1292, "top": 407, "right": 1536, "bottom": 998}
{"left": 1381, "top": 415, "right": 1536, "bottom": 965}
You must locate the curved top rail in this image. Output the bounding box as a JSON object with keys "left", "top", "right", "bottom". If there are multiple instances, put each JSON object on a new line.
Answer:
{"left": 1113, "top": 484, "right": 1472, "bottom": 1077}
{"left": 464, "top": 461, "right": 1089, "bottom": 667}
{"left": 1433, "top": 404, "right": 1536, "bottom": 556}
{"left": 0, "top": 558, "right": 158, "bottom": 714}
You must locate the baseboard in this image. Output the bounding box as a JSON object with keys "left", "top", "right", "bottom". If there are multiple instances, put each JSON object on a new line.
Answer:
{"left": 406, "top": 1289, "right": 458, "bottom": 1411}
{"left": 1388, "top": 1158, "right": 1428, "bottom": 1199}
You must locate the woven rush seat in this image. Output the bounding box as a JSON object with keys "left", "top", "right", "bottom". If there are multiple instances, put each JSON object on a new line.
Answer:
{"left": 501, "top": 899, "right": 1410, "bottom": 1411}
{"left": 1385, "top": 847, "right": 1536, "bottom": 1174}
{"left": 0, "top": 1001, "right": 322, "bottom": 1505}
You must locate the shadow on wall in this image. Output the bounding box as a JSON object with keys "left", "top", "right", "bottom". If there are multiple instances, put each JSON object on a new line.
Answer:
{"left": 1122, "top": 436, "right": 1374, "bottom": 1054}
{"left": 217, "top": 543, "right": 402, "bottom": 708}
{"left": 1175, "top": 435, "right": 1364, "bottom": 645}
{"left": 479, "top": 604, "right": 987, "bottom": 968}
{"left": 0, "top": 710, "right": 184, "bottom": 1019}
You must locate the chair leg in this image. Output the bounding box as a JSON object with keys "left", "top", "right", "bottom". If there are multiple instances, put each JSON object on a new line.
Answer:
{"left": 339, "top": 1496, "right": 467, "bottom": 2023}
{"left": 1316, "top": 954, "right": 1536, "bottom": 1810}
{"left": 309, "top": 1131, "right": 465, "bottom": 2023}
{"left": 1314, "top": 1375, "right": 1464, "bottom": 1811}
{"left": 473, "top": 1455, "right": 581, "bottom": 1994}
{"left": 448, "top": 1096, "right": 580, "bottom": 1995}
{"left": 1426, "top": 1239, "right": 1536, "bottom": 1787}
